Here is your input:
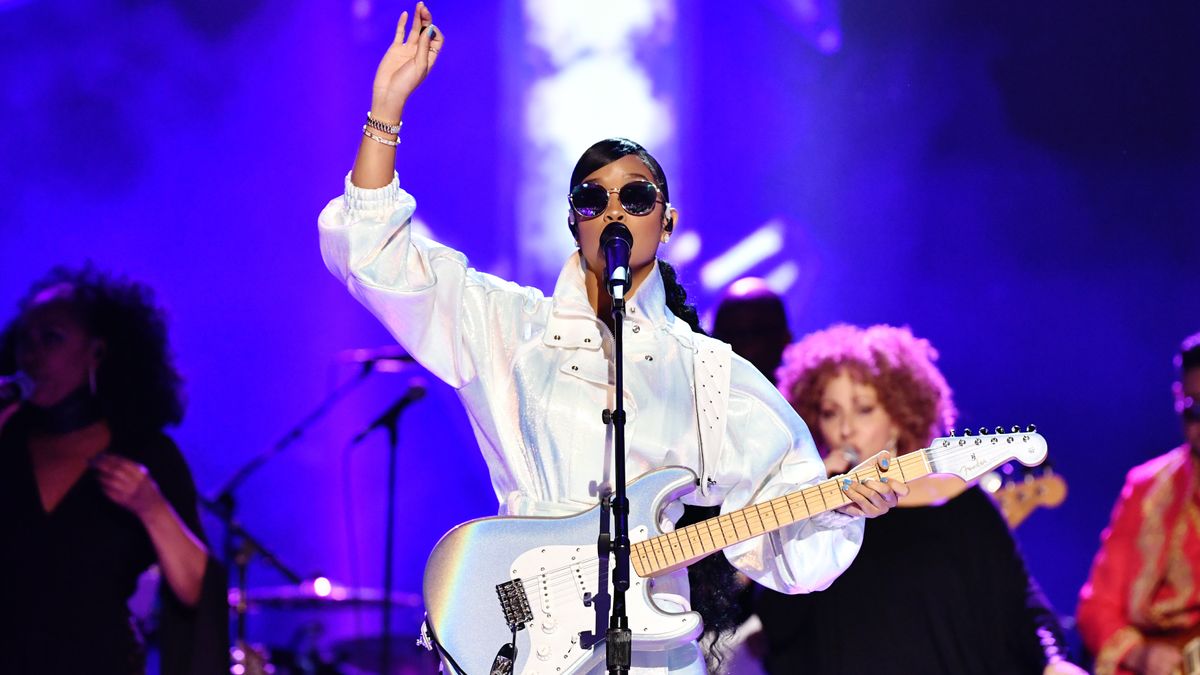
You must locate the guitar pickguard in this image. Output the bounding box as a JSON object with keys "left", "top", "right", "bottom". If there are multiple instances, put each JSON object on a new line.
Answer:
{"left": 424, "top": 468, "right": 702, "bottom": 674}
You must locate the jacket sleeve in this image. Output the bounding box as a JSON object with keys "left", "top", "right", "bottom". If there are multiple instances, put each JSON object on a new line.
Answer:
{"left": 711, "top": 358, "right": 864, "bottom": 594}
{"left": 1077, "top": 472, "right": 1148, "bottom": 675}
{"left": 318, "top": 172, "right": 535, "bottom": 389}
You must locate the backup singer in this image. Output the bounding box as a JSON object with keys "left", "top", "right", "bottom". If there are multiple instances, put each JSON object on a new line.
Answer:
{"left": 318, "top": 4, "right": 905, "bottom": 672}
{"left": 1077, "top": 332, "right": 1200, "bottom": 675}
{"left": 755, "top": 324, "right": 1085, "bottom": 675}
{"left": 0, "top": 265, "right": 226, "bottom": 675}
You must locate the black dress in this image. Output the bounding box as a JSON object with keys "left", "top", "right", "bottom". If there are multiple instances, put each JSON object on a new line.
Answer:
{"left": 0, "top": 412, "right": 226, "bottom": 675}
{"left": 754, "top": 486, "right": 1064, "bottom": 675}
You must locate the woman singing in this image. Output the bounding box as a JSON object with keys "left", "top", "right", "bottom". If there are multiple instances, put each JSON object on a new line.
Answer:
{"left": 318, "top": 4, "right": 905, "bottom": 672}
{"left": 0, "top": 265, "right": 224, "bottom": 675}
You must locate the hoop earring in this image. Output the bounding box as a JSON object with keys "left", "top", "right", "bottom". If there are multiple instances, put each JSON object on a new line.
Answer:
{"left": 88, "top": 365, "right": 97, "bottom": 396}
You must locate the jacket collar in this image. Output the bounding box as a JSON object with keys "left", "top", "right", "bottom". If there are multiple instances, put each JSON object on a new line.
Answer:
{"left": 543, "top": 252, "right": 679, "bottom": 350}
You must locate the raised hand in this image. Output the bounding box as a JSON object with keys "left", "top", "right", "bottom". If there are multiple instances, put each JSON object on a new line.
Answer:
{"left": 371, "top": 2, "right": 446, "bottom": 123}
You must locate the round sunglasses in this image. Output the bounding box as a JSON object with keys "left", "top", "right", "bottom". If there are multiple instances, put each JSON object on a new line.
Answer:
{"left": 568, "top": 180, "right": 665, "bottom": 220}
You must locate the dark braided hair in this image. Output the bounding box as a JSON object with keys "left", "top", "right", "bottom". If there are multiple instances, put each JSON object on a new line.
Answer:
{"left": 570, "top": 140, "right": 745, "bottom": 658}
{"left": 0, "top": 264, "right": 185, "bottom": 435}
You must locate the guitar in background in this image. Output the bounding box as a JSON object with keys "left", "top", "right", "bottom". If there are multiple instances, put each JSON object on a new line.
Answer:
{"left": 981, "top": 462, "right": 1067, "bottom": 529}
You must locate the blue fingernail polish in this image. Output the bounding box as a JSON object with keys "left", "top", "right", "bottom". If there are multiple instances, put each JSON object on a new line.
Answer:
{"left": 842, "top": 478, "right": 851, "bottom": 490}
{"left": 880, "top": 476, "right": 889, "bottom": 483}
{"left": 881, "top": 458, "right": 890, "bottom": 470}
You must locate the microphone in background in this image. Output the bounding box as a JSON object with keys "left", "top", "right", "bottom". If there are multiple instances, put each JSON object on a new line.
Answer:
{"left": 350, "top": 379, "right": 428, "bottom": 445}
{"left": 840, "top": 446, "right": 861, "bottom": 465}
{"left": 599, "top": 222, "right": 633, "bottom": 301}
{"left": 336, "top": 345, "right": 416, "bottom": 373}
{"left": 0, "top": 372, "right": 33, "bottom": 405}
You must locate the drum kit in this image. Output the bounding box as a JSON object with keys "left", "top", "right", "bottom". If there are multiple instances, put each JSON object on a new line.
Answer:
{"left": 198, "top": 347, "right": 438, "bottom": 674}
{"left": 224, "top": 579, "right": 438, "bottom": 675}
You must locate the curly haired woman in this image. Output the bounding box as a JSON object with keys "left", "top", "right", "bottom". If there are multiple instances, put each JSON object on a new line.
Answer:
{"left": 754, "top": 324, "right": 1085, "bottom": 675}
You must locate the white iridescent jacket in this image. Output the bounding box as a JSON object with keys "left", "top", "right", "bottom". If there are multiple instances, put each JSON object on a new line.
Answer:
{"left": 318, "top": 174, "right": 864, "bottom": 674}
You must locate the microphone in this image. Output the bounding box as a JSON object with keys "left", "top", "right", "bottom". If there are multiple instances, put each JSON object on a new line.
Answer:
{"left": 350, "top": 379, "right": 428, "bottom": 444}
{"left": 840, "top": 446, "right": 861, "bottom": 465}
{"left": 0, "top": 372, "right": 33, "bottom": 405}
{"left": 336, "top": 345, "right": 415, "bottom": 366}
{"left": 599, "top": 222, "right": 633, "bottom": 301}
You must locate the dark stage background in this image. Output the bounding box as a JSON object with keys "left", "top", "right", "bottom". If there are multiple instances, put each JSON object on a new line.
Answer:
{"left": 2, "top": 0, "right": 1197, "bottom": 662}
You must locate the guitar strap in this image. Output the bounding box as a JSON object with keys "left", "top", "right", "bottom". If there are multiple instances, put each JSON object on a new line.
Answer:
{"left": 690, "top": 335, "right": 732, "bottom": 501}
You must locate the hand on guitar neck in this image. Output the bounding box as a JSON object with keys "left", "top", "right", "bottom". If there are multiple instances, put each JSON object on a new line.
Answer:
{"left": 832, "top": 450, "right": 911, "bottom": 518}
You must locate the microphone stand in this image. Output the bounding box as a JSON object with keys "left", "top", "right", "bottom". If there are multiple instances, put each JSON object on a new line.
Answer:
{"left": 199, "top": 496, "right": 305, "bottom": 649}
{"left": 208, "top": 364, "right": 375, "bottom": 647}
{"left": 347, "top": 385, "right": 424, "bottom": 675}
{"left": 605, "top": 283, "right": 632, "bottom": 674}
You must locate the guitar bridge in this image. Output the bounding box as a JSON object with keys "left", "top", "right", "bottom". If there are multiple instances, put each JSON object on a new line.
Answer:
{"left": 496, "top": 579, "right": 534, "bottom": 632}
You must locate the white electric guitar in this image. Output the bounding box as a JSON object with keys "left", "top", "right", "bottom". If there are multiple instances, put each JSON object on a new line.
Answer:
{"left": 422, "top": 426, "right": 1048, "bottom": 674}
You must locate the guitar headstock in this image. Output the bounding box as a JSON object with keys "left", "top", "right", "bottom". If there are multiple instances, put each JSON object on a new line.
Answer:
{"left": 925, "top": 425, "right": 1048, "bottom": 483}
{"left": 984, "top": 463, "right": 1068, "bottom": 528}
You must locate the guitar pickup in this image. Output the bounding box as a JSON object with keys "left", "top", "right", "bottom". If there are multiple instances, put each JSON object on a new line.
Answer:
{"left": 496, "top": 579, "right": 534, "bottom": 632}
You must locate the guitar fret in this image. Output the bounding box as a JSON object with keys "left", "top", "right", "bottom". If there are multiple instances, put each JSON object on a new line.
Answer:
{"left": 789, "top": 492, "right": 810, "bottom": 518}
{"left": 749, "top": 503, "right": 769, "bottom": 532}
{"left": 719, "top": 514, "right": 739, "bottom": 544}
{"left": 649, "top": 535, "right": 669, "bottom": 569}
{"left": 733, "top": 510, "right": 751, "bottom": 540}
{"left": 680, "top": 525, "right": 699, "bottom": 559}
{"left": 667, "top": 530, "right": 687, "bottom": 561}
{"left": 697, "top": 519, "right": 717, "bottom": 552}
{"left": 709, "top": 518, "right": 728, "bottom": 548}
{"left": 759, "top": 501, "right": 781, "bottom": 530}
{"left": 659, "top": 532, "right": 679, "bottom": 565}
{"left": 774, "top": 495, "right": 796, "bottom": 525}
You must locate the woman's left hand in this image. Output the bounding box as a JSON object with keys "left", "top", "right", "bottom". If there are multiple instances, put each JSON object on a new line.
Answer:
{"left": 834, "top": 451, "right": 909, "bottom": 518}
{"left": 92, "top": 454, "right": 164, "bottom": 518}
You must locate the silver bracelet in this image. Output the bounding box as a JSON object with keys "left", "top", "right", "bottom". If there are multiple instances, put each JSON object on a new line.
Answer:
{"left": 362, "top": 125, "right": 400, "bottom": 147}
{"left": 366, "top": 112, "right": 402, "bottom": 135}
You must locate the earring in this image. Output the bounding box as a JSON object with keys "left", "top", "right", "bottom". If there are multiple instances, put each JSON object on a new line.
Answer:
{"left": 660, "top": 230, "right": 671, "bottom": 244}
{"left": 88, "top": 365, "right": 97, "bottom": 395}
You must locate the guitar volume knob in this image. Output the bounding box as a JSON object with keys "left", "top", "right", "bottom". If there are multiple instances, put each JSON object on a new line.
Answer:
{"left": 542, "top": 617, "right": 558, "bottom": 634}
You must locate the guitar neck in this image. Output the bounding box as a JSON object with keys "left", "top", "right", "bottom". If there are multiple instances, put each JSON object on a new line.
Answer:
{"left": 631, "top": 451, "right": 934, "bottom": 578}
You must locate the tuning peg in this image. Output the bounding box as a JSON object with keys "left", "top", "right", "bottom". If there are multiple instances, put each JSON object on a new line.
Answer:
{"left": 963, "top": 428, "right": 972, "bottom": 437}
{"left": 1010, "top": 425, "right": 1020, "bottom": 433}
{"left": 978, "top": 427, "right": 990, "bottom": 435}
{"left": 995, "top": 426, "right": 1005, "bottom": 435}
{"left": 1025, "top": 423, "right": 1037, "bottom": 433}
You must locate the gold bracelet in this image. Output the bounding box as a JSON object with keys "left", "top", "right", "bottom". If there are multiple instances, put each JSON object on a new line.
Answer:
{"left": 366, "top": 112, "right": 402, "bottom": 135}
{"left": 362, "top": 125, "right": 400, "bottom": 147}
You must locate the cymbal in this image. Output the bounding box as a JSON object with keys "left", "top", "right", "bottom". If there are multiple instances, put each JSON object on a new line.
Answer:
{"left": 229, "top": 578, "right": 422, "bottom": 610}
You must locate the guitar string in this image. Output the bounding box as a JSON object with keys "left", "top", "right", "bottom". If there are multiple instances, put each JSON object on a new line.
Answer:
{"left": 518, "top": 448, "right": 934, "bottom": 589}
{"left": 512, "top": 439, "right": 1036, "bottom": 590}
